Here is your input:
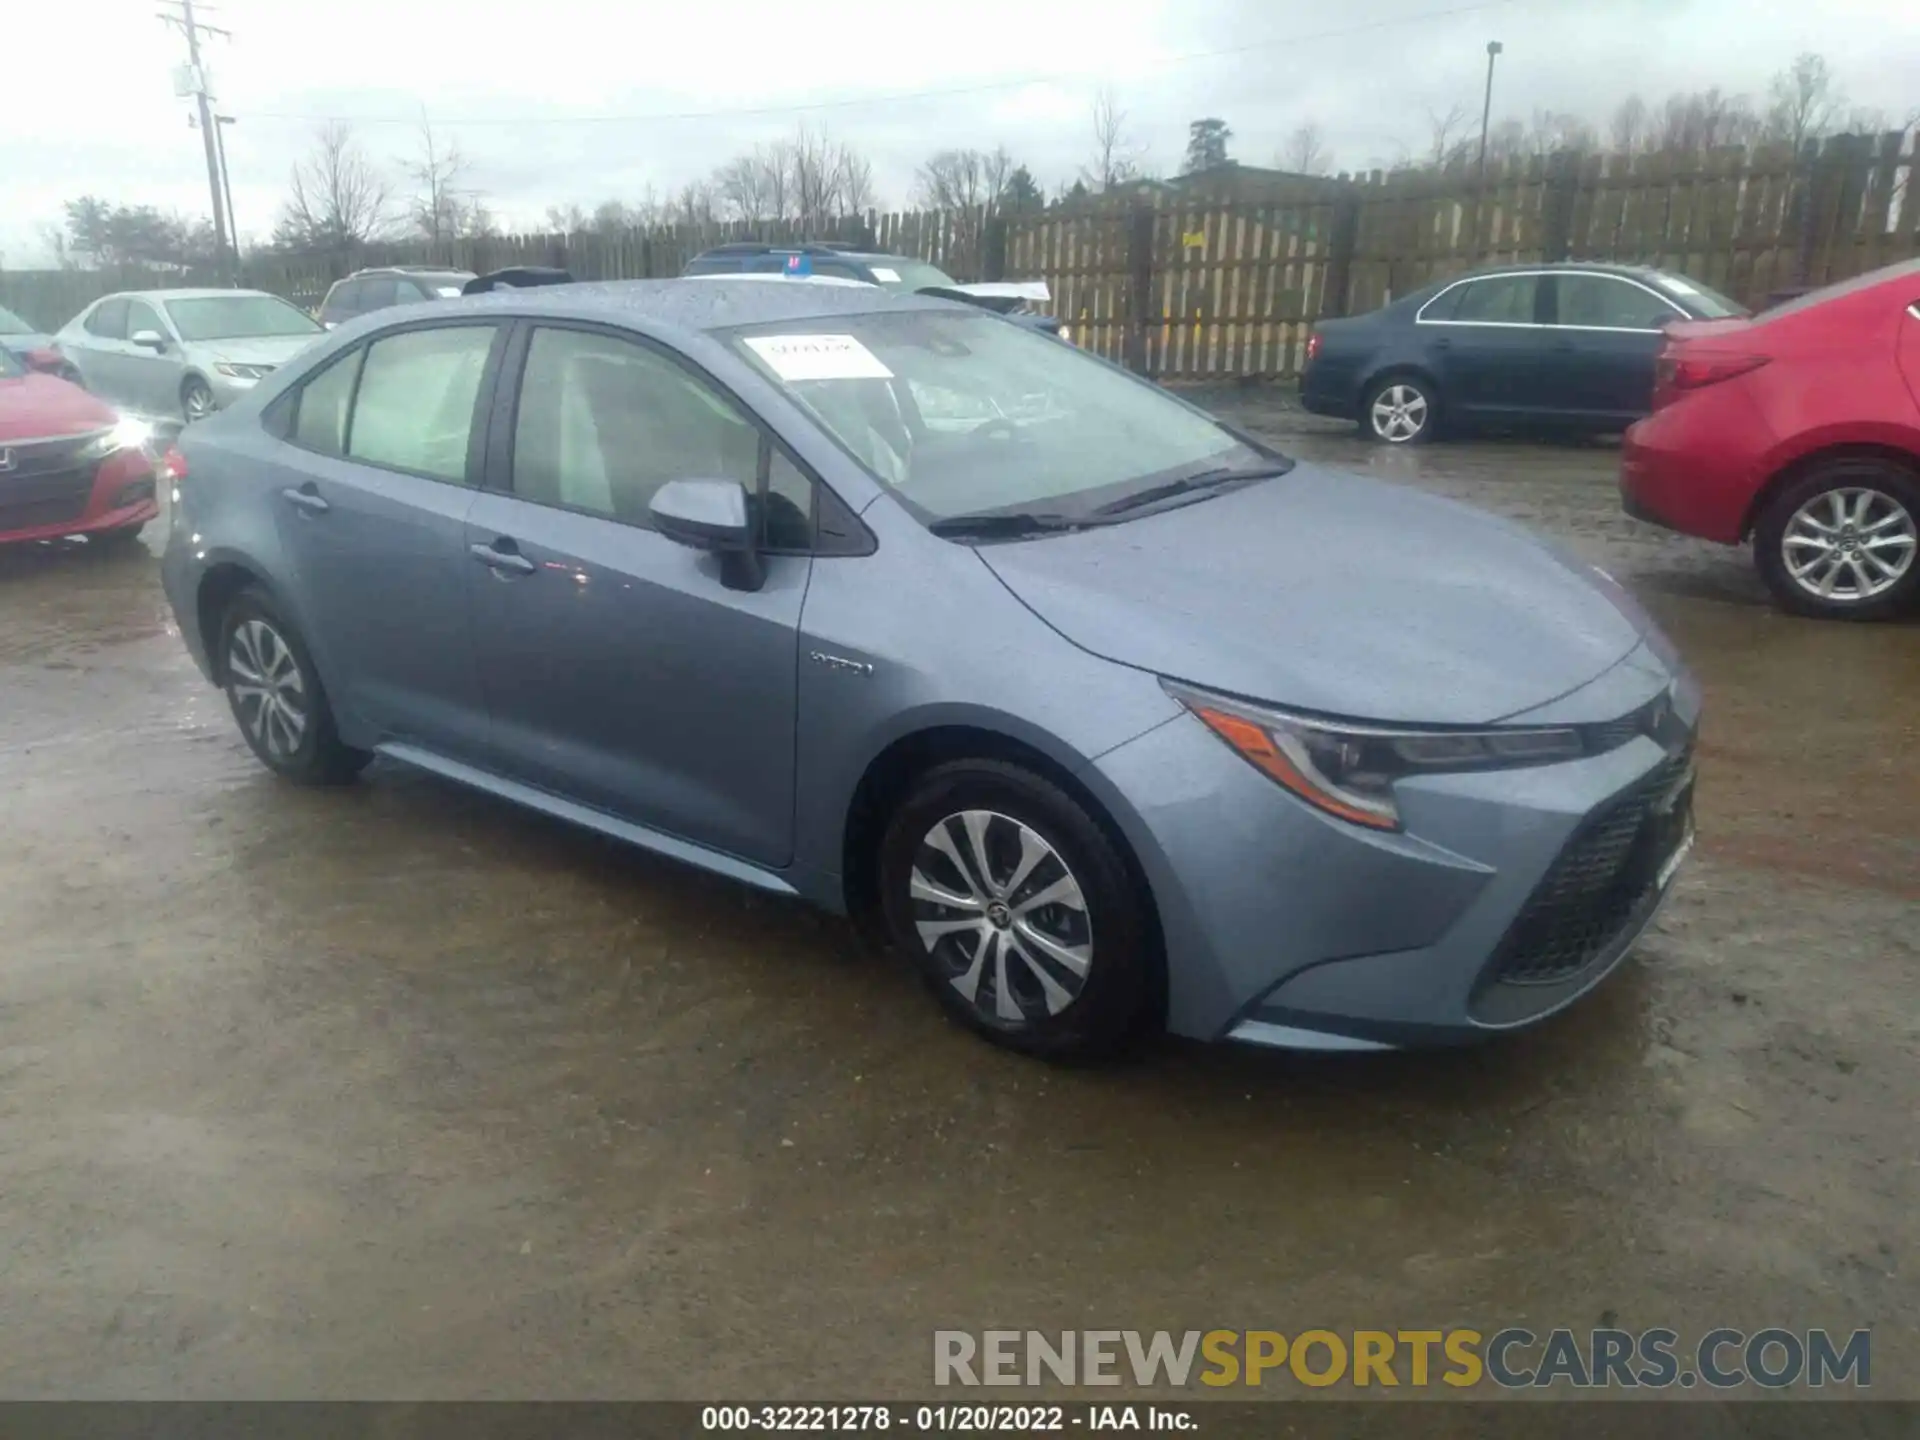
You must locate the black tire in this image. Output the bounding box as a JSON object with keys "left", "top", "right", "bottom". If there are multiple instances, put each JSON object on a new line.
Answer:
{"left": 877, "top": 759, "right": 1159, "bottom": 1062}
{"left": 217, "top": 585, "right": 371, "bottom": 785}
{"left": 1752, "top": 458, "right": 1920, "bottom": 620}
{"left": 1360, "top": 372, "right": 1440, "bottom": 445}
{"left": 181, "top": 374, "right": 215, "bottom": 424}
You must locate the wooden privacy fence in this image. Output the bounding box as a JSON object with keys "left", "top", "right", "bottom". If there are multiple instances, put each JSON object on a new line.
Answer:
{"left": 4, "top": 132, "right": 1914, "bottom": 381}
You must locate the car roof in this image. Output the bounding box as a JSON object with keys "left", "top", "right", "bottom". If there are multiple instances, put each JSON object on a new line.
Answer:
{"left": 441, "top": 276, "right": 949, "bottom": 333}
{"left": 346, "top": 266, "right": 477, "bottom": 278}
{"left": 96, "top": 288, "right": 286, "bottom": 303}
{"left": 691, "top": 242, "right": 921, "bottom": 265}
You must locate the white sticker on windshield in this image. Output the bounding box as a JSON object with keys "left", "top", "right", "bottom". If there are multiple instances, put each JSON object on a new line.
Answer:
{"left": 869, "top": 266, "right": 901, "bottom": 284}
{"left": 745, "top": 333, "right": 893, "bottom": 381}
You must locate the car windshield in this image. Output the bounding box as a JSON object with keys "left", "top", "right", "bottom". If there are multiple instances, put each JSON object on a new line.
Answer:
{"left": 0, "top": 345, "right": 21, "bottom": 378}
{"left": 863, "top": 259, "right": 960, "bottom": 291}
{"left": 728, "top": 309, "right": 1278, "bottom": 526}
{"left": 1649, "top": 272, "right": 1747, "bottom": 318}
{"left": 412, "top": 272, "right": 475, "bottom": 297}
{"left": 0, "top": 305, "right": 34, "bottom": 336}
{"left": 163, "top": 295, "right": 323, "bottom": 341}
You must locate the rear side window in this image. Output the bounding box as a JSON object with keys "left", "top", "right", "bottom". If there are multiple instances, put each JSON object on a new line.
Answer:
{"left": 1451, "top": 275, "right": 1540, "bottom": 324}
{"left": 291, "top": 348, "right": 365, "bottom": 455}
{"left": 347, "top": 326, "right": 496, "bottom": 482}
{"left": 356, "top": 277, "right": 399, "bottom": 311}
{"left": 319, "top": 279, "right": 360, "bottom": 322}
{"left": 1553, "top": 275, "right": 1678, "bottom": 330}
{"left": 86, "top": 298, "right": 129, "bottom": 339}
{"left": 1419, "top": 283, "right": 1467, "bottom": 322}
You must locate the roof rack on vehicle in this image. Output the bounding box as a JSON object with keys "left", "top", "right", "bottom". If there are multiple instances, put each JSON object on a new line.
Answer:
{"left": 461, "top": 266, "right": 576, "bottom": 294}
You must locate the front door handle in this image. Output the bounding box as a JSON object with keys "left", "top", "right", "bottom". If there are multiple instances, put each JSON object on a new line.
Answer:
{"left": 470, "top": 539, "right": 536, "bottom": 576}
{"left": 1429, "top": 336, "right": 1452, "bottom": 351}
{"left": 281, "top": 484, "right": 329, "bottom": 514}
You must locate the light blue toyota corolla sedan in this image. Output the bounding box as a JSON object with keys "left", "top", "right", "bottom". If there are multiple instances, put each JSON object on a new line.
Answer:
{"left": 160, "top": 278, "right": 1699, "bottom": 1062}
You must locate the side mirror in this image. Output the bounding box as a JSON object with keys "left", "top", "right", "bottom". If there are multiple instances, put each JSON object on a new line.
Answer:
{"left": 23, "top": 348, "right": 64, "bottom": 374}
{"left": 649, "top": 478, "right": 764, "bottom": 591}
{"left": 131, "top": 329, "right": 168, "bottom": 352}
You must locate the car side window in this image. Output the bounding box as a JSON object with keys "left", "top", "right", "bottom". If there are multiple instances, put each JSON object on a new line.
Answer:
{"left": 1451, "top": 275, "right": 1539, "bottom": 325}
{"left": 765, "top": 448, "right": 814, "bottom": 550}
{"left": 325, "top": 279, "right": 363, "bottom": 320}
{"left": 811, "top": 259, "right": 862, "bottom": 280}
{"left": 511, "top": 326, "right": 764, "bottom": 528}
{"left": 1419, "top": 283, "right": 1467, "bottom": 322}
{"left": 1554, "top": 275, "right": 1680, "bottom": 331}
{"left": 392, "top": 279, "right": 427, "bottom": 303}
{"left": 126, "top": 300, "right": 164, "bottom": 341}
{"left": 86, "top": 298, "right": 129, "bottom": 340}
{"left": 346, "top": 325, "right": 496, "bottom": 482}
{"left": 357, "top": 277, "right": 399, "bottom": 311}
{"left": 289, "top": 347, "right": 365, "bottom": 456}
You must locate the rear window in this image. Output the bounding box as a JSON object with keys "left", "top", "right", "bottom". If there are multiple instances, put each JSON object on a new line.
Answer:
{"left": 1648, "top": 272, "right": 1746, "bottom": 319}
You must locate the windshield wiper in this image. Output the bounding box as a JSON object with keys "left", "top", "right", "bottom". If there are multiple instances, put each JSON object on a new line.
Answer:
{"left": 927, "top": 510, "right": 1081, "bottom": 540}
{"left": 1091, "top": 464, "right": 1290, "bottom": 519}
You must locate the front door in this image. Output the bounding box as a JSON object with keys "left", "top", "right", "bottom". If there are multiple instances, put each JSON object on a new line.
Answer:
{"left": 465, "top": 322, "right": 810, "bottom": 867}
{"left": 69, "top": 297, "right": 134, "bottom": 406}
{"left": 1540, "top": 273, "right": 1682, "bottom": 424}
{"left": 265, "top": 320, "right": 502, "bottom": 758}
{"left": 122, "top": 297, "right": 186, "bottom": 418}
{"left": 1422, "top": 272, "right": 1556, "bottom": 421}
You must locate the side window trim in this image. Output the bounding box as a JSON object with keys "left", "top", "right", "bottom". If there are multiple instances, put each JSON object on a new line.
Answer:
{"left": 489, "top": 315, "right": 858, "bottom": 555}
{"left": 280, "top": 343, "right": 366, "bottom": 457}
{"left": 1415, "top": 272, "right": 1542, "bottom": 328}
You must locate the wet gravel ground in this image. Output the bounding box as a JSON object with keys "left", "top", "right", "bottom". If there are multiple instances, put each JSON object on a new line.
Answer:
{"left": 0, "top": 396, "right": 1915, "bottom": 1401}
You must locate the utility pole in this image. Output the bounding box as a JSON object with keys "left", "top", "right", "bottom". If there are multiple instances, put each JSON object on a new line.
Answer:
{"left": 1476, "top": 40, "right": 1504, "bottom": 184}
{"left": 215, "top": 115, "right": 240, "bottom": 262}
{"left": 159, "top": 0, "right": 233, "bottom": 274}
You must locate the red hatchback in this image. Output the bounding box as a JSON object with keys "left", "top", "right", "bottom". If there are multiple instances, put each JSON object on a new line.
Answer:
{"left": 1620, "top": 258, "right": 1920, "bottom": 619}
{"left": 0, "top": 346, "right": 158, "bottom": 548}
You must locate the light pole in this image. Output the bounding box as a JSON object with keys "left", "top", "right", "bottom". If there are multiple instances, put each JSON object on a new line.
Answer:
{"left": 215, "top": 114, "right": 240, "bottom": 275}
{"left": 1477, "top": 40, "right": 1504, "bottom": 184}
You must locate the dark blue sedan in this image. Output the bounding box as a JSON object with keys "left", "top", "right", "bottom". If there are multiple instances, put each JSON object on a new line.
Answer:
{"left": 1300, "top": 263, "right": 1746, "bottom": 444}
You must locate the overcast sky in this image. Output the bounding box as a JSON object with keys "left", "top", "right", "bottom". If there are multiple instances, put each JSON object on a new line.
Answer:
{"left": 5, "top": 0, "right": 1917, "bottom": 264}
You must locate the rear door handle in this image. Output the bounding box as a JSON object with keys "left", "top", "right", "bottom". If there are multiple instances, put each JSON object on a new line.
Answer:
{"left": 470, "top": 539, "right": 536, "bottom": 576}
{"left": 1430, "top": 336, "right": 1452, "bottom": 350}
{"left": 281, "top": 484, "right": 329, "bottom": 514}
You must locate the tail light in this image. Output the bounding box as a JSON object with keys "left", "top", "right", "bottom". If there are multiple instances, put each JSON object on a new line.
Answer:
{"left": 1651, "top": 352, "right": 1769, "bottom": 411}
{"left": 159, "top": 445, "right": 187, "bottom": 501}
{"left": 1305, "top": 331, "right": 1323, "bottom": 363}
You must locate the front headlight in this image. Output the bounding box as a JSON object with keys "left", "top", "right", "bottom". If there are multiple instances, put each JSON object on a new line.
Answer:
{"left": 1163, "top": 681, "right": 1584, "bottom": 831}
{"left": 214, "top": 362, "right": 265, "bottom": 380}
{"left": 79, "top": 416, "right": 154, "bottom": 460}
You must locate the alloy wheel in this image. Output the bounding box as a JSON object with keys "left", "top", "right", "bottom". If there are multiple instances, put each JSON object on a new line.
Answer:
{"left": 1782, "top": 487, "right": 1917, "bottom": 603}
{"left": 183, "top": 381, "right": 214, "bottom": 422}
{"left": 227, "top": 618, "right": 309, "bottom": 761}
{"left": 1370, "top": 384, "right": 1429, "bottom": 443}
{"left": 908, "top": 809, "right": 1093, "bottom": 1026}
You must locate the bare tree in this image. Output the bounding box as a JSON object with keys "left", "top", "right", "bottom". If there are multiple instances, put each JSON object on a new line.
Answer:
{"left": 1525, "top": 109, "right": 1598, "bottom": 157}
{"left": 1277, "top": 122, "right": 1330, "bottom": 176}
{"left": 277, "top": 122, "right": 390, "bottom": 252}
{"left": 1654, "top": 88, "right": 1761, "bottom": 152}
{"left": 544, "top": 203, "right": 589, "bottom": 234}
{"left": 676, "top": 180, "right": 718, "bottom": 229}
{"left": 589, "top": 199, "right": 635, "bottom": 234}
{"left": 1609, "top": 95, "right": 1650, "bottom": 154}
{"left": 1084, "top": 86, "right": 1142, "bottom": 191}
{"left": 914, "top": 149, "right": 990, "bottom": 211}
{"left": 407, "top": 121, "right": 492, "bottom": 243}
{"left": 1425, "top": 103, "right": 1472, "bottom": 169}
{"left": 715, "top": 151, "right": 780, "bottom": 222}
{"left": 838, "top": 145, "right": 877, "bottom": 215}
{"left": 1766, "top": 52, "right": 1841, "bottom": 151}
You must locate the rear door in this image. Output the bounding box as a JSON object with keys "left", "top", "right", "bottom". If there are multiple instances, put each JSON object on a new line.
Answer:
{"left": 1418, "top": 273, "right": 1557, "bottom": 421}
{"left": 67, "top": 297, "right": 132, "bottom": 402}
{"left": 463, "top": 320, "right": 812, "bottom": 866}
{"left": 1540, "top": 272, "right": 1686, "bottom": 424}
{"left": 1900, "top": 295, "right": 1920, "bottom": 413}
{"left": 264, "top": 319, "right": 503, "bottom": 757}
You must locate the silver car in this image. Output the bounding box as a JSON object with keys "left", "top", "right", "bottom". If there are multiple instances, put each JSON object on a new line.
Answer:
{"left": 159, "top": 280, "right": 1700, "bottom": 1063}
{"left": 55, "top": 289, "right": 325, "bottom": 424}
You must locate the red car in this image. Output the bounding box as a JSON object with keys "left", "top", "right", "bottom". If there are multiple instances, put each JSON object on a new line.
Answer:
{"left": 0, "top": 346, "right": 158, "bottom": 548}
{"left": 1620, "top": 258, "right": 1920, "bottom": 619}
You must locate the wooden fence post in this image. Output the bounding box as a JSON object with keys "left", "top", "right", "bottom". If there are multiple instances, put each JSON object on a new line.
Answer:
{"left": 1323, "top": 188, "right": 1362, "bottom": 318}
{"left": 1541, "top": 150, "right": 1579, "bottom": 263}
{"left": 1125, "top": 204, "right": 1155, "bottom": 374}
{"left": 983, "top": 214, "right": 1008, "bottom": 282}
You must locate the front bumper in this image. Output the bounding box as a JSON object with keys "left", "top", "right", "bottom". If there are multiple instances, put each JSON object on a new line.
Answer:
{"left": 0, "top": 448, "right": 159, "bottom": 545}
{"left": 1090, "top": 642, "right": 1699, "bottom": 1049}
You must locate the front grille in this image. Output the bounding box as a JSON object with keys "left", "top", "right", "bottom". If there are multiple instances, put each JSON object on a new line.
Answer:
{"left": 1484, "top": 748, "right": 1694, "bottom": 987}
{"left": 0, "top": 463, "right": 98, "bottom": 530}
{"left": 1, "top": 430, "right": 105, "bottom": 476}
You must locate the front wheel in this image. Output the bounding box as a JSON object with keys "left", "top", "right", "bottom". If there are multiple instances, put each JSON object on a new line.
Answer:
{"left": 218, "top": 586, "right": 371, "bottom": 784}
{"left": 1754, "top": 459, "right": 1919, "bottom": 620}
{"left": 1362, "top": 375, "right": 1438, "bottom": 444}
{"left": 877, "top": 760, "right": 1158, "bottom": 1062}
{"left": 181, "top": 375, "right": 215, "bottom": 423}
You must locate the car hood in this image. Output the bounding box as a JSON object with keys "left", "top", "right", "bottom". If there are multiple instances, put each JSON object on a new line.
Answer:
{"left": 190, "top": 334, "right": 323, "bottom": 368}
{"left": 0, "top": 372, "right": 117, "bottom": 440}
{"left": 974, "top": 465, "right": 1648, "bottom": 725}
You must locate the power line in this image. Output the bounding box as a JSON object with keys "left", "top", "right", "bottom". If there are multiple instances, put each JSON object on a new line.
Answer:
{"left": 240, "top": 0, "right": 1519, "bottom": 129}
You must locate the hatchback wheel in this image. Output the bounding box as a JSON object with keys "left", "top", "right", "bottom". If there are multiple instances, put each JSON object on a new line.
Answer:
{"left": 181, "top": 375, "right": 215, "bottom": 423}
{"left": 219, "top": 586, "right": 370, "bottom": 784}
{"left": 878, "top": 760, "right": 1157, "bottom": 1062}
{"left": 1755, "top": 459, "right": 1920, "bottom": 620}
{"left": 1363, "top": 375, "right": 1437, "bottom": 444}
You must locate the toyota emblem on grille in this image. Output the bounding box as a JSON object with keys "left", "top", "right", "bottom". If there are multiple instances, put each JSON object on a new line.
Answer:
{"left": 0, "top": 448, "right": 14, "bottom": 473}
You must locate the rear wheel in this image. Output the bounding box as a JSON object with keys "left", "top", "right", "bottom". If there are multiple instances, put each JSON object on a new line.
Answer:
{"left": 877, "top": 760, "right": 1158, "bottom": 1063}
{"left": 1754, "top": 459, "right": 1920, "bottom": 620}
{"left": 218, "top": 586, "right": 371, "bottom": 784}
{"left": 1362, "top": 374, "right": 1438, "bottom": 444}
